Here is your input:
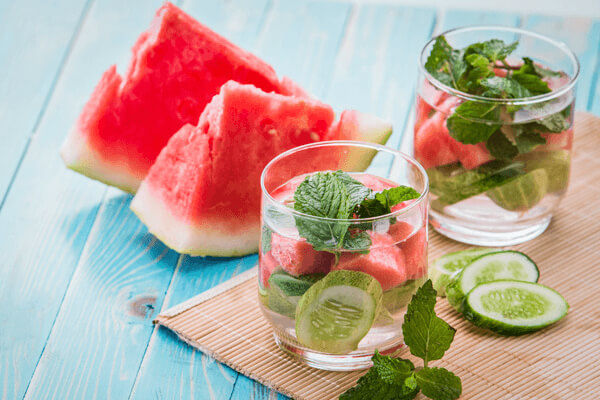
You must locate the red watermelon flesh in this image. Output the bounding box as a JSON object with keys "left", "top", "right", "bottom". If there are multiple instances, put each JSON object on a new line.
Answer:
{"left": 259, "top": 251, "right": 279, "bottom": 288}
{"left": 333, "top": 232, "right": 407, "bottom": 291}
{"left": 270, "top": 233, "right": 334, "bottom": 276}
{"left": 61, "top": 2, "right": 304, "bottom": 193}
{"left": 414, "top": 98, "right": 459, "bottom": 169}
{"left": 130, "top": 81, "right": 337, "bottom": 256}
{"left": 388, "top": 222, "right": 427, "bottom": 280}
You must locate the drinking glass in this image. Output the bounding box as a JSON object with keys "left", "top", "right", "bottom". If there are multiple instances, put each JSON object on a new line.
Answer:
{"left": 415, "top": 26, "right": 579, "bottom": 246}
{"left": 259, "top": 141, "right": 429, "bottom": 371}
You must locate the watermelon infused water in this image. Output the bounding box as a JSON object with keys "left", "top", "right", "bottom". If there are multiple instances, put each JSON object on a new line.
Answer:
{"left": 415, "top": 26, "right": 579, "bottom": 246}
{"left": 259, "top": 141, "right": 429, "bottom": 371}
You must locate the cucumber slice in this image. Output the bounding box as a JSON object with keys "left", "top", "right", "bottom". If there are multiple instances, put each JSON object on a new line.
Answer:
{"left": 463, "top": 280, "right": 569, "bottom": 335}
{"left": 446, "top": 251, "right": 539, "bottom": 311}
{"left": 429, "top": 248, "right": 495, "bottom": 296}
{"left": 295, "top": 270, "right": 382, "bottom": 354}
{"left": 487, "top": 168, "right": 549, "bottom": 211}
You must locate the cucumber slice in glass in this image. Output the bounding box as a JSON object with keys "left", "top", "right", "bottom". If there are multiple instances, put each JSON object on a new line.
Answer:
{"left": 446, "top": 250, "right": 539, "bottom": 311}
{"left": 463, "top": 280, "right": 569, "bottom": 335}
{"left": 295, "top": 270, "right": 382, "bottom": 354}
{"left": 429, "top": 248, "right": 495, "bottom": 296}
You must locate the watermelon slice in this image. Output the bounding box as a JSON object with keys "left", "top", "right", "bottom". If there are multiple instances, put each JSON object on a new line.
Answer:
{"left": 333, "top": 232, "right": 407, "bottom": 291}
{"left": 130, "top": 81, "right": 392, "bottom": 256}
{"left": 270, "top": 233, "right": 334, "bottom": 276}
{"left": 60, "top": 2, "right": 304, "bottom": 193}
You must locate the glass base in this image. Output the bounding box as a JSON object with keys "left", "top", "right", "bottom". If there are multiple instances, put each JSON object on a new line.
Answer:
{"left": 430, "top": 210, "right": 552, "bottom": 246}
{"left": 273, "top": 334, "right": 405, "bottom": 371}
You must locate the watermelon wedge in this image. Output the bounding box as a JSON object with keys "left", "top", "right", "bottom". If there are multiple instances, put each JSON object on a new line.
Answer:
{"left": 60, "top": 2, "right": 304, "bottom": 193}
{"left": 130, "top": 81, "right": 393, "bottom": 256}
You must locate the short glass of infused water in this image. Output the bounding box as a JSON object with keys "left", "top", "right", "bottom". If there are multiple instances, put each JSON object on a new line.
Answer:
{"left": 415, "top": 26, "right": 579, "bottom": 246}
{"left": 259, "top": 141, "right": 429, "bottom": 371}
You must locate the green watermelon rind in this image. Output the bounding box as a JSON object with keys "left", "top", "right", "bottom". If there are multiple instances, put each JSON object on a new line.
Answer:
{"left": 61, "top": 128, "right": 141, "bottom": 194}
{"left": 130, "top": 181, "right": 260, "bottom": 257}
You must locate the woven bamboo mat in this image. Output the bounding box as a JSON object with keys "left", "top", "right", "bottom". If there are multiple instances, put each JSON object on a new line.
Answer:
{"left": 155, "top": 112, "right": 600, "bottom": 400}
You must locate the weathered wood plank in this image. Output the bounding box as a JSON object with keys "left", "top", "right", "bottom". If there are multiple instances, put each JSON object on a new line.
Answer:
{"left": 129, "top": 255, "right": 258, "bottom": 400}
{"left": 442, "top": 9, "right": 520, "bottom": 31}
{"left": 523, "top": 16, "right": 600, "bottom": 110}
{"left": 254, "top": 0, "right": 352, "bottom": 98}
{"left": 324, "top": 4, "right": 435, "bottom": 176}
{"left": 24, "top": 190, "right": 180, "bottom": 399}
{"left": 0, "top": 1, "right": 165, "bottom": 399}
{"left": 0, "top": 0, "right": 88, "bottom": 204}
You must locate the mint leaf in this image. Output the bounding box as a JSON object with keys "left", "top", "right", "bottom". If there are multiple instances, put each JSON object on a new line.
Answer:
{"left": 465, "top": 39, "right": 518, "bottom": 62}
{"left": 356, "top": 186, "right": 420, "bottom": 219}
{"left": 480, "top": 76, "right": 532, "bottom": 99}
{"left": 339, "top": 368, "right": 419, "bottom": 400}
{"left": 261, "top": 225, "right": 272, "bottom": 253}
{"left": 511, "top": 73, "right": 551, "bottom": 96}
{"left": 446, "top": 101, "right": 501, "bottom": 144}
{"left": 535, "top": 113, "right": 569, "bottom": 133}
{"left": 268, "top": 270, "right": 324, "bottom": 297}
{"left": 485, "top": 130, "right": 518, "bottom": 160}
{"left": 514, "top": 129, "right": 546, "bottom": 153}
{"left": 384, "top": 186, "right": 421, "bottom": 205}
{"left": 372, "top": 351, "right": 415, "bottom": 384}
{"left": 424, "top": 36, "right": 466, "bottom": 89}
{"left": 402, "top": 280, "right": 456, "bottom": 366}
{"left": 415, "top": 367, "right": 462, "bottom": 400}
{"left": 334, "top": 170, "right": 372, "bottom": 209}
{"left": 522, "top": 57, "right": 561, "bottom": 78}
{"left": 343, "top": 231, "right": 371, "bottom": 252}
{"left": 293, "top": 172, "right": 351, "bottom": 251}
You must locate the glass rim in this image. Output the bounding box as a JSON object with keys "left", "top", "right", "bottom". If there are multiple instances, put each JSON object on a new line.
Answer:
{"left": 418, "top": 25, "right": 580, "bottom": 106}
{"left": 260, "top": 140, "right": 429, "bottom": 223}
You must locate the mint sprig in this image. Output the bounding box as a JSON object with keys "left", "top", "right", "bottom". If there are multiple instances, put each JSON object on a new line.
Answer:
{"left": 340, "top": 280, "right": 462, "bottom": 400}
{"left": 424, "top": 35, "right": 569, "bottom": 161}
{"left": 293, "top": 171, "right": 419, "bottom": 255}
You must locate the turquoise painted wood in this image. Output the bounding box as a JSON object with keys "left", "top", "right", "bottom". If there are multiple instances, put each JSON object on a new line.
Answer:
{"left": 0, "top": 0, "right": 164, "bottom": 398}
{"left": 0, "top": 0, "right": 88, "bottom": 203}
{"left": 254, "top": 0, "right": 352, "bottom": 98}
{"left": 24, "top": 190, "right": 180, "bottom": 399}
{"left": 1, "top": 2, "right": 599, "bottom": 400}
{"left": 130, "top": 255, "right": 257, "bottom": 400}
{"left": 325, "top": 4, "right": 436, "bottom": 158}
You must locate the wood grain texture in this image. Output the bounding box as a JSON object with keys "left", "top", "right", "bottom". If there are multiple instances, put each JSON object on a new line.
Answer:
{"left": 324, "top": 4, "right": 436, "bottom": 176}
{"left": 522, "top": 15, "right": 600, "bottom": 111}
{"left": 0, "top": 0, "right": 88, "bottom": 204}
{"left": 130, "top": 255, "right": 258, "bottom": 400}
{"left": 254, "top": 0, "right": 352, "bottom": 99}
{"left": 0, "top": 1, "right": 164, "bottom": 399}
{"left": 24, "top": 190, "right": 179, "bottom": 399}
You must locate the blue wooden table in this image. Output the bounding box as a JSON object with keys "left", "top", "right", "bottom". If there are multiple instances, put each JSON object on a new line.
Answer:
{"left": 1, "top": 1, "right": 599, "bottom": 398}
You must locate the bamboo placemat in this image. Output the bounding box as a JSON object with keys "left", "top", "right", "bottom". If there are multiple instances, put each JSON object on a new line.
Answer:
{"left": 155, "top": 112, "right": 600, "bottom": 400}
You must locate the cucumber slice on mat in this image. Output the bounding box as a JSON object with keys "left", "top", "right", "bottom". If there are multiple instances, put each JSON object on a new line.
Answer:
{"left": 429, "top": 248, "right": 495, "bottom": 296}
{"left": 463, "top": 280, "right": 569, "bottom": 335}
{"left": 446, "top": 251, "right": 539, "bottom": 311}
{"left": 295, "top": 270, "right": 382, "bottom": 354}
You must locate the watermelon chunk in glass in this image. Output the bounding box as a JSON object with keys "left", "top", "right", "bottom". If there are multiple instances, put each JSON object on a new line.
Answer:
{"left": 270, "top": 233, "right": 334, "bottom": 277}
{"left": 60, "top": 2, "right": 305, "bottom": 193}
{"left": 130, "top": 81, "right": 393, "bottom": 256}
{"left": 332, "top": 231, "right": 407, "bottom": 291}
